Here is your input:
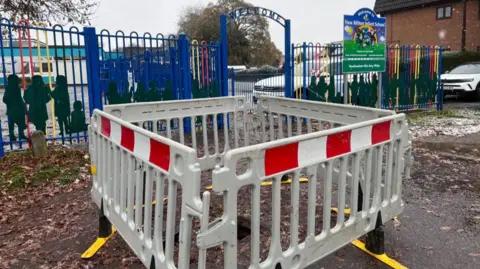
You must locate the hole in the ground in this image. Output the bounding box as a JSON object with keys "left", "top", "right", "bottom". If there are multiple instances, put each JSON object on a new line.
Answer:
{"left": 237, "top": 215, "right": 252, "bottom": 240}
{"left": 162, "top": 231, "right": 180, "bottom": 249}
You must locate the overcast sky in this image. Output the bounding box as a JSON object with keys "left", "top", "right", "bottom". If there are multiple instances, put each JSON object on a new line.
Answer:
{"left": 91, "top": 0, "right": 376, "bottom": 52}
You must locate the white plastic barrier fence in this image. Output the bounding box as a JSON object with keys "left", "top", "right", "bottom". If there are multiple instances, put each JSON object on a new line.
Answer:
{"left": 89, "top": 110, "right": 203, "bottom": 269}
{"left": 103, "top": 97, "right": 249, "bottom": 170}
{"left": 89, "top": 96, "right": 411, "bottom": 269}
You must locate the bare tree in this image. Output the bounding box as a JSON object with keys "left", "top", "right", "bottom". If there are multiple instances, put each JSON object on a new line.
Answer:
{"left": 177, "top": 0, "right": 282, "bottom": 66}
{"left": 0, "top": 0, "right": 99, "bottom": 25}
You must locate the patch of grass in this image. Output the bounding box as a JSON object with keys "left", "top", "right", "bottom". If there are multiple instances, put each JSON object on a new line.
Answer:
{"left": 7, "top": 149, "right": 33, "bottom": 157}
{"left": 407, "top": 109, "right": 472, "bottom": 125}
{"left": 0, "top": 146, "right": 89, "bottom": 191}
{"left": 59, "top": 167, "right": 80, "bottom": 186}
{"left": 9, "top": 175, "right": 26, "bottom": 189}
{"left": 32, "top": 164, "right": 61, "bottom": 185}
{"left": 59, "top": 176, "right": 73, "bottom": 186}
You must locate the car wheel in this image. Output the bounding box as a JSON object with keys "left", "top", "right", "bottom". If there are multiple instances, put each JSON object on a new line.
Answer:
{"left": 465, "top": 84, "right": 480, "bottom": 102}
{"left": 476, "top": 83, "right": 480, "bottom": 102}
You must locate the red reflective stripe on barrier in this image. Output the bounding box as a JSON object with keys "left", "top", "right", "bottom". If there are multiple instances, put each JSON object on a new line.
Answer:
{"left": 150, "top": 139, "right": 170, "bottom": 171}
{"left": 263, "top": 121, "right": 392, "bottom": 176}
{"left": 101, "top": 117, "right": 111, "bottom": 137}
{"left": 121, "top": 126, "right": 135, "bottom": 152}
{"left": 265, "top": 142, "right": 299, "bottom": 176}
{"left": 100, "top": 117, "right": 172, "bottom": 170}
{"left": 326, "top": 130, "right": 352, "bottom": 158}
{"left": 371, "top": 121, "right": 391, "bottom": 145}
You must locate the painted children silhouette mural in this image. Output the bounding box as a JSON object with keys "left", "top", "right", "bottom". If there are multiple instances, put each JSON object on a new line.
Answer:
{"left": 106, "top": 81, "right": 121, "bottom": 105}
{"left": 2, "top": 74, "right": 27, "bottom": 141}
{"left": 146, "top": 80, "right": 161, "bottom": 101}
{"left": 23, "top": 75, "right": 51, "bottom": 134}
{"left": 133, "top": 82, "right": 147, "bottom": 102}
{"left": 51, "top": 75, "right": 71, "bottom": 136}
{"left": 121, "top": 83, "right": 132, "bottom": 104}
{"left": 70, "top": 100, "right": 87, "bottom": 134}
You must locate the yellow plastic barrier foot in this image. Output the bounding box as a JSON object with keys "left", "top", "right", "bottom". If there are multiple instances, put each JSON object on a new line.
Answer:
{"left": 331, "top": 207, "right": 352, "bottom": 215}
{"left": 90, "top": 165, "right": 97, "bottom": 176}
{"left": 205, "top": 178, "right": 309, "bottom": 190}
{"left": 331, "top": 208, "right": 398, "bottom": 222}
{"left": 351, "top": 239, "right": 408, "bottom": 269}
{"left": 82, "top": 198, "right": 168, "bottom": 258}
{"left": 129, "top": 197, "right": 168, "bottom": 211}
{"left": 81, "top": 226, "right": 116, "bottom": 259}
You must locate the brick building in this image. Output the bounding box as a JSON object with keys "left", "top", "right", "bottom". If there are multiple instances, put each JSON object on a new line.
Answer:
{"left": 374, "top": 0, "right": 480, "bottom": 51}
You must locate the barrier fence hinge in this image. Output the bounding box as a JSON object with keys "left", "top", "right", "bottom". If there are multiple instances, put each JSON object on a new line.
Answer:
{"left": 196, "top": 218, "right": 233, "bottom": 249}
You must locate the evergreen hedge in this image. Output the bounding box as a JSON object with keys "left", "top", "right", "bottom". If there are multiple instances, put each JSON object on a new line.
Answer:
{"left": 442, "top": 51, "right": 480, "bottom": 73}
{"left": 232, "top": 65, "right": 283, "bottom": 82}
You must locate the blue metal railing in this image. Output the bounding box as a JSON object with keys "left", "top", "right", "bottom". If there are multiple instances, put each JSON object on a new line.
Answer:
{"left": 0, "top": 18, "right": 444, "bottom": 157}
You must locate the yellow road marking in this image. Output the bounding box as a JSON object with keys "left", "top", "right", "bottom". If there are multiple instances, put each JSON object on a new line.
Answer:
{"left": 205, "top": 178, "right": 309, "bottom": 190}
{"left": 331, "top": 209, "right": 405, "bottom": 268}
{"left": 81, "top": 226, "right": 116, "bottom": 259}
{"left": 351, "top": 239, "right": 408, "bottom": 269}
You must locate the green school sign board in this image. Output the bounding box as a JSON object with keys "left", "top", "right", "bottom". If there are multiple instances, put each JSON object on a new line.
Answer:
{"left": 343, "top": 8, "right": 386, "bottom": 73}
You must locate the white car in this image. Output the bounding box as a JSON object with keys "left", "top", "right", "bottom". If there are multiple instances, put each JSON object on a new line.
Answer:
{"left": 252, "top": 72, "right": 346, "bottom": 102}
{"left": 253, "top": 60, "right": 346, "bottom": 102}
{"left": 441, "top": 63, "right": 480, "bottom": 100}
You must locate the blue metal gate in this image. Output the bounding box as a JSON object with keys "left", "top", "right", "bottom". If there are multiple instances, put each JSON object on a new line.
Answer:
{"left": 0, "top": 18, "right": 225, "bottom": 157}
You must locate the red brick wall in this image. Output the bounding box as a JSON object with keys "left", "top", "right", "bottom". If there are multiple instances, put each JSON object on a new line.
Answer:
{"left": 466, "top": 0, "right": 480, "bottom": 51}
{"left": 383, "top": 0, "right": 480, "bottom": 51}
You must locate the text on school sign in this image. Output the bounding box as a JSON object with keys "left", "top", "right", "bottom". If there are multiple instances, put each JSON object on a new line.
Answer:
{"left": 228, "top": 7, "right": 286, "bottom": 27}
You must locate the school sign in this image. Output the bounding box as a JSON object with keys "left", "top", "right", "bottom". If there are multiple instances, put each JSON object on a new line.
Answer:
{"left": 343, "top": 8, "right": 386, "bottom": 73}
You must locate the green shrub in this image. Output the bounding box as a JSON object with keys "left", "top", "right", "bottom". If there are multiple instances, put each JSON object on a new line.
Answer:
{"left": 441, "top": 51, "right": 480, "bottom": 73}
{"left": 233, "top": 65, "right": 283, "bottom": 82}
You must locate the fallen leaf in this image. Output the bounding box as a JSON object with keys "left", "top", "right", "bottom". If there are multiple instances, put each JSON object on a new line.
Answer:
{"left": 440, "top": 226, "right": 451, "bottom": 231}
{"left": 468, "top": 253, "right": 480, "bottom": 257}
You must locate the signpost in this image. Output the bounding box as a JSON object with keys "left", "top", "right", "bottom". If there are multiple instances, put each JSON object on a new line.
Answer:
{"left": 343, "top": 8, "right": 386, "bottom": 73}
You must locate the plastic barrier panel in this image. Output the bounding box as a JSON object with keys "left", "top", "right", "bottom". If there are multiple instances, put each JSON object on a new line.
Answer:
{"left": 88, "top": 96, "right": 411, "bottom": 269}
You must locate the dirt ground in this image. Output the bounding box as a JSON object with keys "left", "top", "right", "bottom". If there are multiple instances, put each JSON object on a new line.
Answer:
{"left": 1, "top": 104, "right": 480, "bottom": 269}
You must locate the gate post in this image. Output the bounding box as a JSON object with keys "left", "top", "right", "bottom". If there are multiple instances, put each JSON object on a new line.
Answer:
{"left": 169, "top": 46, "right": 178, "bottom": 100}
{"left": 220, "top": 14, "right": 228, "bottom": 97}
{"left": 284, "top": 19, "right": 292, "bottom": 98}
{"left": 302, "top": 42, "right": 307, "bottom": 100}
{"left": 179, "top": 34, "right": 191, "bottom": 100}
{"left": 437, "top": 46, "right": 443, "bottom": 111}
{"left": 178, "top": 34, "right": 192, "bottom": 132}
{"left": 84, "top": 27, "right": 103, "bottom": 113}
{"left": 0, "top": 133, "right": 4, "bottom": 158}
